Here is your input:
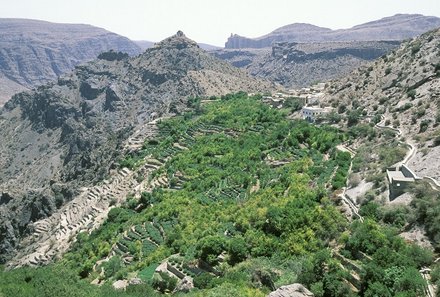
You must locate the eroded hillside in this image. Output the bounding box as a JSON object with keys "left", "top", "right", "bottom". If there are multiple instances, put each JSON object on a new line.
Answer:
{"left": 0, "top": 18, "right": 142, "bottom": 105}
{"left": 0, "top": 31, "right": 272, "bottom": 263}
{"left": 326, "top": 28, "right": 440, "bottom": 181}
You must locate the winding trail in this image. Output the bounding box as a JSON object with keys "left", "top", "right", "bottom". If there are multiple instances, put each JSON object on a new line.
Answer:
{"left": 336, "top": 143, "right": 363, "bottom": 222}
{"left": 375, "top": 115, "right": 440, "bottom": 190}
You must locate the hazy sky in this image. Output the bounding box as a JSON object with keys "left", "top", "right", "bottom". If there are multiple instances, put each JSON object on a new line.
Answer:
{"left": 1, "top": 0, "right": 439, "bottom": 46}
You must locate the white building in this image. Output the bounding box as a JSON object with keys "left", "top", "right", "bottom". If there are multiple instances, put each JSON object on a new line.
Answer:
{"left": 302, "top": 106, "right": 333, "bottom": 122}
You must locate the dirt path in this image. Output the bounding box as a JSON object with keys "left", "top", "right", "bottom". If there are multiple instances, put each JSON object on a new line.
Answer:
{"left": 336, "top": 143, "right": 363, "bottom": 222}
{"left": 375, "top": 115, "right": 439, "bottom": 190}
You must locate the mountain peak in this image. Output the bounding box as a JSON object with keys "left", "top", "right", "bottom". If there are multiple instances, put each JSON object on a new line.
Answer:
{"left": 155, "top": 30, "right": 199, "bottom": 49}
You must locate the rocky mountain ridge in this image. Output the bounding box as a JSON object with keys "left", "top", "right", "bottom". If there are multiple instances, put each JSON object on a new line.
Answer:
{"left": 0, "top": 18, "right": 143, "bottom": 105}
{"left": 225, "top": 14, "right": 440, "bottom": 49}
{"left": 0, "top": 31, "right": 272, "bottom": 263}
{"left": 213, "top": 40, "right": 400, "bottom": 88}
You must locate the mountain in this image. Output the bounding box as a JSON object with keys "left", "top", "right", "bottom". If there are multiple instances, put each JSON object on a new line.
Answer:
{"left": 225, "top": 14, "right": 440, "bottom": 48}
{"left": 212, "top": 40, "right": 400, "bottom": 88}
{"left": 326, "top": 28, "right": 440, "bottom": 182}
{"left": 135, "top": 40, "right": 221, "bottom": 51}
{"left": 0, "top": 18, "right": 143, "bottom": 105}
{"left": 0, "top": 31, "right": 272, "bottom": 264}
{"left": 226, "top": 23, "right": 332, "bottom": 48}
{"left": 133, "top": 40, "right": 155, "bottom": 50}
{"left": 198, "top": 43, "right": 222, "bottom": 51}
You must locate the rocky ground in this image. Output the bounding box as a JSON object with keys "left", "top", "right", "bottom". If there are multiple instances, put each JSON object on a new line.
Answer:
{"left": 0, "top": 31, "right": 273, "bottom": 263}
{"left": 326, "top": 27, "right": 440, "bottom": 185}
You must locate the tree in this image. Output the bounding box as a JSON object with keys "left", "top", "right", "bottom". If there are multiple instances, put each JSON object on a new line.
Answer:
{"left": 364, "top": 282, "right": 392, "bottom": 297}
{"left": 347, "top": 110, "right": 362, "bottom": 127}
{"left": 152, "top": 272, "right": 177, "bottom": 293}
{"left": 103, "top": 256, "right": 122, "bottom": 278}
{"left": 193, "top": 272, "right": 214, "bottom": 289}
{"left": 227, "top": 237, "right": 248, "bottom": 265}
{"left": 393, "top": 267, "right": 426, "bottom": 296}
{"left": 197, "top": 235, "right": 225, "bottom": 265}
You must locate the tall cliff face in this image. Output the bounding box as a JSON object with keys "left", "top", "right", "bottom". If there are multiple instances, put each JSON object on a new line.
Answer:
{"left": 0, "top": 18, "right": 143, "bottom": 105}
{"left": 212, "top": 41, "right": 400, "bottom": 88}
{"left": 225, "top": 14, "right": 440, "bottom": 49}
{"left": 0, "top": 31, "right": 273, "bottom": 263}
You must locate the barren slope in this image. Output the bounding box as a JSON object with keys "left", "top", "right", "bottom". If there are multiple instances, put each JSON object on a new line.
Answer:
{"left": 0, "top": 18, "right": 142, "bottom": 105}
{"left": 0, "top": 31, "right": 272, "bottom": 263}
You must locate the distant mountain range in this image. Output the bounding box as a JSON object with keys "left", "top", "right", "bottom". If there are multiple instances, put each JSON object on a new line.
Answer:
{"left": 213, "top": 40, "right": 400, "bottom": 88}
{"left": 225, "top": 14, "right": 440, "bottom": 48}
{"left": 0, "top": 18, "right": 142, "bottom": 104}
{"left": 0, "top": 14, "right": 439, "bottom": 105}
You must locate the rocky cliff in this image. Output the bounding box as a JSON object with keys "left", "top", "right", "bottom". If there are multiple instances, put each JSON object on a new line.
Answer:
{"left": 0, "top": 18, "right": 143, "bottom": 105}
{"left": 0, "top": 31, "right": 272, "bottom": 263}
{"left": 225, "top": 14, "right": 440, "bottom": 49}
{"left": 212, "top": 41, "right": 400, "bottom": 88}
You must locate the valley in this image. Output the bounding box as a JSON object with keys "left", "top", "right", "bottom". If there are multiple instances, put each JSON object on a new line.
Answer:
{"left": 0, "top": 10, "right": 439, "bottom": 297}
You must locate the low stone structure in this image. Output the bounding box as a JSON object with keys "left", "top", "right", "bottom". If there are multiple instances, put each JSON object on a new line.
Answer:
{"left": 387, "top": 164, "right": 420, "bottom": 200}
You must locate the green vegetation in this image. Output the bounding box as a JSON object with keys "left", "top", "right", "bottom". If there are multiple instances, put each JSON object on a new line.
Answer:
{"left": 0, "top": 92, "right": 435, "bottom": 297}
{"left": 407, "top": 89, "right": 417, "bottom": 100}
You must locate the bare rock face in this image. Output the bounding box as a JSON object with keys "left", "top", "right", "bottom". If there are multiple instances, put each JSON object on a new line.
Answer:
{"left": 0, "top": 18, "right": 142, "bottom": 105}
{"left": 0, "top": 31, "right": 272, "bottom": 263}
{"left": 225, "top": 14, "right": 440, "bottom": 49}
{"left": 212, "top": 41, "right": 399, "bottom": 88}
{"left": 267, "top": 284, "right": 314, "bottom": 297}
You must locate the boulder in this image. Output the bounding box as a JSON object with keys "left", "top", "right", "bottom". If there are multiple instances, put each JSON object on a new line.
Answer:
{"left": 112, "top": 279, "right": 128, "bottom": 290}
{"left": 174, "top": 276, "right": 194, "bottom": 293}
{"left": 267, "top": 283, "right": 314, "bottom": 297}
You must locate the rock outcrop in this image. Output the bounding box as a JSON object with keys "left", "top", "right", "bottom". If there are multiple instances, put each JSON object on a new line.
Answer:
{"left": 0, "top": 31, "right": 272, "bottom": 264}
{"left": 225, "top": 14, "right": 440, "bottom": 49}
{"left": 267, "top": 284, "right": 314, "bottom": 297}
{"left": 0, "top": 18, "right": 142, "bottom": 105}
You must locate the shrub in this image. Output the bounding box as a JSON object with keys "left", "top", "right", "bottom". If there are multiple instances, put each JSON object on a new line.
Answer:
{"left": 337, "top": 105, "right": 347, "bottom": 114}
{"left": 407, "top": 89, "right": 416, "bottom": 100}
{"left": 379, "top": 97, "right": 388, "bottom": 105}
{"left": 227, "top": 237, "right": 248, "bottom": 265}
{"left": 399, "top": 103, "right": 413, "bottom": 112}
{"left": 411, "top": 42, "right": 421, "bottom": 55}
{"left": 359, "top": 202, "right": 382, "bottom": 221}
{"left": 193, "top": 272, "right": 214, "bottom": 289}
{"left": 103, "top": 256, "right": 122, "bottom": 278}
{"left": 419, "top": 120, "right": 430, "bottom": 133}
{"left": 152, "top": 272, "right": 177, "bottom": 293}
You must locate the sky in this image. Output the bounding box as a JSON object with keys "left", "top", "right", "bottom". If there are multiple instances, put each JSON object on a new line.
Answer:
{"left": 0, "top": 0, "right": 439, "bottom": 46}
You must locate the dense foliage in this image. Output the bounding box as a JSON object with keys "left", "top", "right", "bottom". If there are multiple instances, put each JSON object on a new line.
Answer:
{"left": 0, "top": 93, "right": 435, "bottom": 297}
